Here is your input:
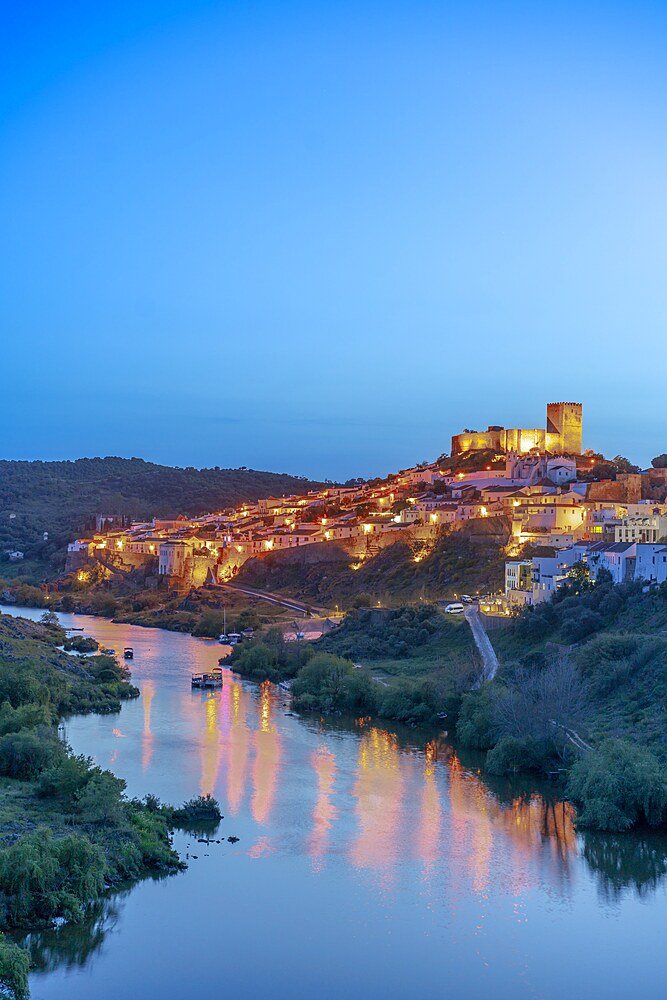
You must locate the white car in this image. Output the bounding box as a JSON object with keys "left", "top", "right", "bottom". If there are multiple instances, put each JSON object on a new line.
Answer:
{"left": 444, "top": 603, "right": 465, "bottom": 614}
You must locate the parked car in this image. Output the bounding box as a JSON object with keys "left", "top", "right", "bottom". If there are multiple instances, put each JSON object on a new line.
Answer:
{"left": 444, "top": 603, "right": 465, "bottom": 614}
{"left": 461, "top": 595, "right": 473, "bottom": 604}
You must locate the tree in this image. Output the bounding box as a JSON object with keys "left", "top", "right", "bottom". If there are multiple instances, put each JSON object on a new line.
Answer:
{"left": 192, "top": 610, "right": 226, "bottom": 637}
{"left": 491, "top": 655, "right": 590, "bottom": 762}
{"left": 567, "top": 560, "right": 592, "bottom": 592}
{"left": 291, "top": 654, "right": 377, "bottom": 715}
{"left": 652, "top": 454, "right": 667, "bottom": 469}
{"left": 75, "top": 771, "right": 127, "bottom": 825}
{"left": 0, "top": 729, "right": 63, "bottom": 780}
{"left": 567, "top": 739, "right": 667, "bottom": 831}
{"left": 0, "top": 934, "right": 29, "bottom": 1000}
{"left": 611, "top": 455, "right": 640, "bottom": 474}
{"left": 0, "top": 828, "right": 106, "bottom": 927}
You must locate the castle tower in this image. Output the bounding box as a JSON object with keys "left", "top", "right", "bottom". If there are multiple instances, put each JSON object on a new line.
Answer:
{"left": 546, "top": 402, "right": 582, "bottom": 454}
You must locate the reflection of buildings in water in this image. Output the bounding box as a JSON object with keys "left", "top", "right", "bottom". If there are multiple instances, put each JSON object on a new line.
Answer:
{"left": 308, "top": 745, "right": 337, "bottom": 872}
{"left": 251, "top": 682, "right": 281, "bottom": 826}
{"left": 447, "top": 751, "right": 493, "bottom": 900}
{"left": 141, "top": 679, "right": 155, "bottom": 771}
{"left": 349, "top": 727, "right": 404, "bottom": 879}
{"left": 226, "top": 678, "right": 251, "bottom": 816}
{"left": 445, "top": 750, "right": 577, "bottom": 903}
{"left": 199, "top": 691, "right": 224, "bottom": 796}
{"left": 417, "top": 740, "right": 443, "bottom": 887}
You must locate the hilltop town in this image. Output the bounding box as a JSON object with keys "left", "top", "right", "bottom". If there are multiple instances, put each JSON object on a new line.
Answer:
{"left": 61, "top": 401, "right": 667, "bottom": 612}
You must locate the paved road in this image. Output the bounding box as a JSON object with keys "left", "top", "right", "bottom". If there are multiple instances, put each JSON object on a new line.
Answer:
{"left": 464, "top": 606, "right": 500, "bottom": 682}
{"left": 213, "top": 582, "right": 323, "bottom": 616}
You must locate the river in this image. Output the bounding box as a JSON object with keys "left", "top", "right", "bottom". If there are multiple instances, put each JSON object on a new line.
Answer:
{"left": 4, "top": 606, "right": 667, "bottom": 999}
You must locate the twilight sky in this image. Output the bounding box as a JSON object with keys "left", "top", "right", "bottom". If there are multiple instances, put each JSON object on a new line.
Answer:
{"left": 2, "top": 0, "right": 667, "bottom": 480}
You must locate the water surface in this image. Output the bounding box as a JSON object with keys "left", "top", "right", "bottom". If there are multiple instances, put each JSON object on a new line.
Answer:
{"left": 4, "top": 606, "right": 667, "bottom": 1000}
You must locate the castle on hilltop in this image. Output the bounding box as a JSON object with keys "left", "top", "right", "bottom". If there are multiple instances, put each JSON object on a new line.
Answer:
{"left": 451, "top": 401, "right": 583, "bottom": 456}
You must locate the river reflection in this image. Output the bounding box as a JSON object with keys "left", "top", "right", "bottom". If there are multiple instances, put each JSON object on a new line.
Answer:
{"left": 5, "top": 606, "right": 667, "bottom": 1000}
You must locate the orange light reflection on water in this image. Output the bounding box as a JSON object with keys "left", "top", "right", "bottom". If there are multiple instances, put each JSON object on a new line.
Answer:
{"left": 349, "top": 727, "right": 404, "bottom": 882}
{"left": 141, "top": 679, "right": 155, "bottom": 771}
{"left": 199, "top": 691, "right": 223, "bottom": 796}
{"left": 417, "top": 740, "right": 443, "bottom": 888}
{"left": 226, "top": 678, "right": 251, "bottom": 815}
{"left": 251, "top": 681, "right": 281, "bottom": 826}
{"left": 445, "top": 750, "right": 578, "bottom": 908}
{"left": 308, "top": 745, "right": 337, "bottom": 872}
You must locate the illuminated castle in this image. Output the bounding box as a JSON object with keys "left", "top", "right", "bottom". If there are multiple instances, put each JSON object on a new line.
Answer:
{"left": 451, "top": 402, "right": 582, "bottom": 456}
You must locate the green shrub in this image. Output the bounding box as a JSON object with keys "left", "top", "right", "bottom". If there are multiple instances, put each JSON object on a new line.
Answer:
{"left": 561, "top": 608, "right": 605, "bottom": 643}
{"left": 378, "top": 680, "right": 438, "bottom": 726}
{"left": 63, "top": 636, "right": 98, "bottom": 654}
{"left": 0, "top": 729, "right": 64, "bottom": 780}
{"left": 170, "top": 794, "right": 222, "bottom": 825}
{"left": 231, "top": 643, "right": 280, "bottom": 682}
{"left": 0, "top": 702, "right": 51, "bottom": 736}
{"left": 291, "top": 654, "right": 377, "bottom": 715}
{"left": 75, "top": 771, "right": 127, "bottom": 826}
{"left": 0, "top": 933, "right": 29, "bottom": 1000}
{"left": 0, "top": 669, "right": 46, "bottom": 710}
{"left": 37, "top": 754, "right": 95, "bottom": 806}
{"left": 192, "top": 611, "right": 226, "bottom": 638}
{"left": 567, "top": 739, "right": 667, "bottom": 831}
{"left": 576, "top": 634, "right": 667, "bottom": 697}
{"left": 456, "top": 687, "right": 495, "bottom": 750}
{"left": 127, "top": 805, "right": 184, "bottom": 872}
{"left": 0, "top": 828, "right": 106, "bottom": 929}
{"left": 486, "top": 735, "right": 553, "bottom": 775}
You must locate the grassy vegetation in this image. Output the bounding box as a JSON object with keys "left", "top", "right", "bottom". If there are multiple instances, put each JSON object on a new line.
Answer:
{"left": 0, "top": 612, "right": 220, "bottom": 998}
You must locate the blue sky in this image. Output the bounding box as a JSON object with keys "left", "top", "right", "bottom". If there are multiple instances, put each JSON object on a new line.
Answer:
{"left": 2, "top": 1, "right": 667, "bottom": 480}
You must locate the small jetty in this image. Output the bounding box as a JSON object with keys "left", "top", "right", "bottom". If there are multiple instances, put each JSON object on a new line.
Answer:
{"left": 192, "top": 667, "right": 224, "bottom": 690}
{"left": 123, "top": 647, "right": 134, "bottom": 660}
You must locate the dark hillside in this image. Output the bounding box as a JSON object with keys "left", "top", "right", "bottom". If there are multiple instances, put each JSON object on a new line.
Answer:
{"left": 0, "top": 457, "right": 322, "bottom": 568}
{"left": 237, "top": 518, "right": 510, "bottom": 607}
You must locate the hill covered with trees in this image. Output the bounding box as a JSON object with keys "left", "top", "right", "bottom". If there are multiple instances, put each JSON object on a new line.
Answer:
{"left": 0, "top": 457, "right": 322, "bottom": 570}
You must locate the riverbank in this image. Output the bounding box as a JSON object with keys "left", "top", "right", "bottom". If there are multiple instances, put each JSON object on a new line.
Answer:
{"left": 0, "top": 579, "right": 291, "bottom": 640}
{"left": 0, "top": 612, "right": 219, "bottom": 1000}
{"left": 229, "top": 581, "right": 667, "bottom": 834}
{"left": 454, "top": 577, "right": 667, "bottom": 831}
{"left": 6, "top": 605, "right": 667, "bottom": 1000}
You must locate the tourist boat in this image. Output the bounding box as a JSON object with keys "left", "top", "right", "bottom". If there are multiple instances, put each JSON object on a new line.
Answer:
{"left": 123, "top": 647, "right": 134, "bottom": 659}
{"left": 191, "top": 668, "right": 223, "bottom": 690}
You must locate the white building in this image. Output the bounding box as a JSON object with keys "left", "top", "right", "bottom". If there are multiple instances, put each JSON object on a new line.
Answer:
{"left": 615, "top": 511, "right": 667, "bottom": 544}
{"left": 586, "top": 542, "right": 636, "bottom": 584}
{"left": 634, "top": 544, "right": 667, "bottom": 584}
{"left": 530, "top": 547, "right": 586, "bottom": 603}
{"left": 505, "top": 560, "right": 533, "bottom": 604}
